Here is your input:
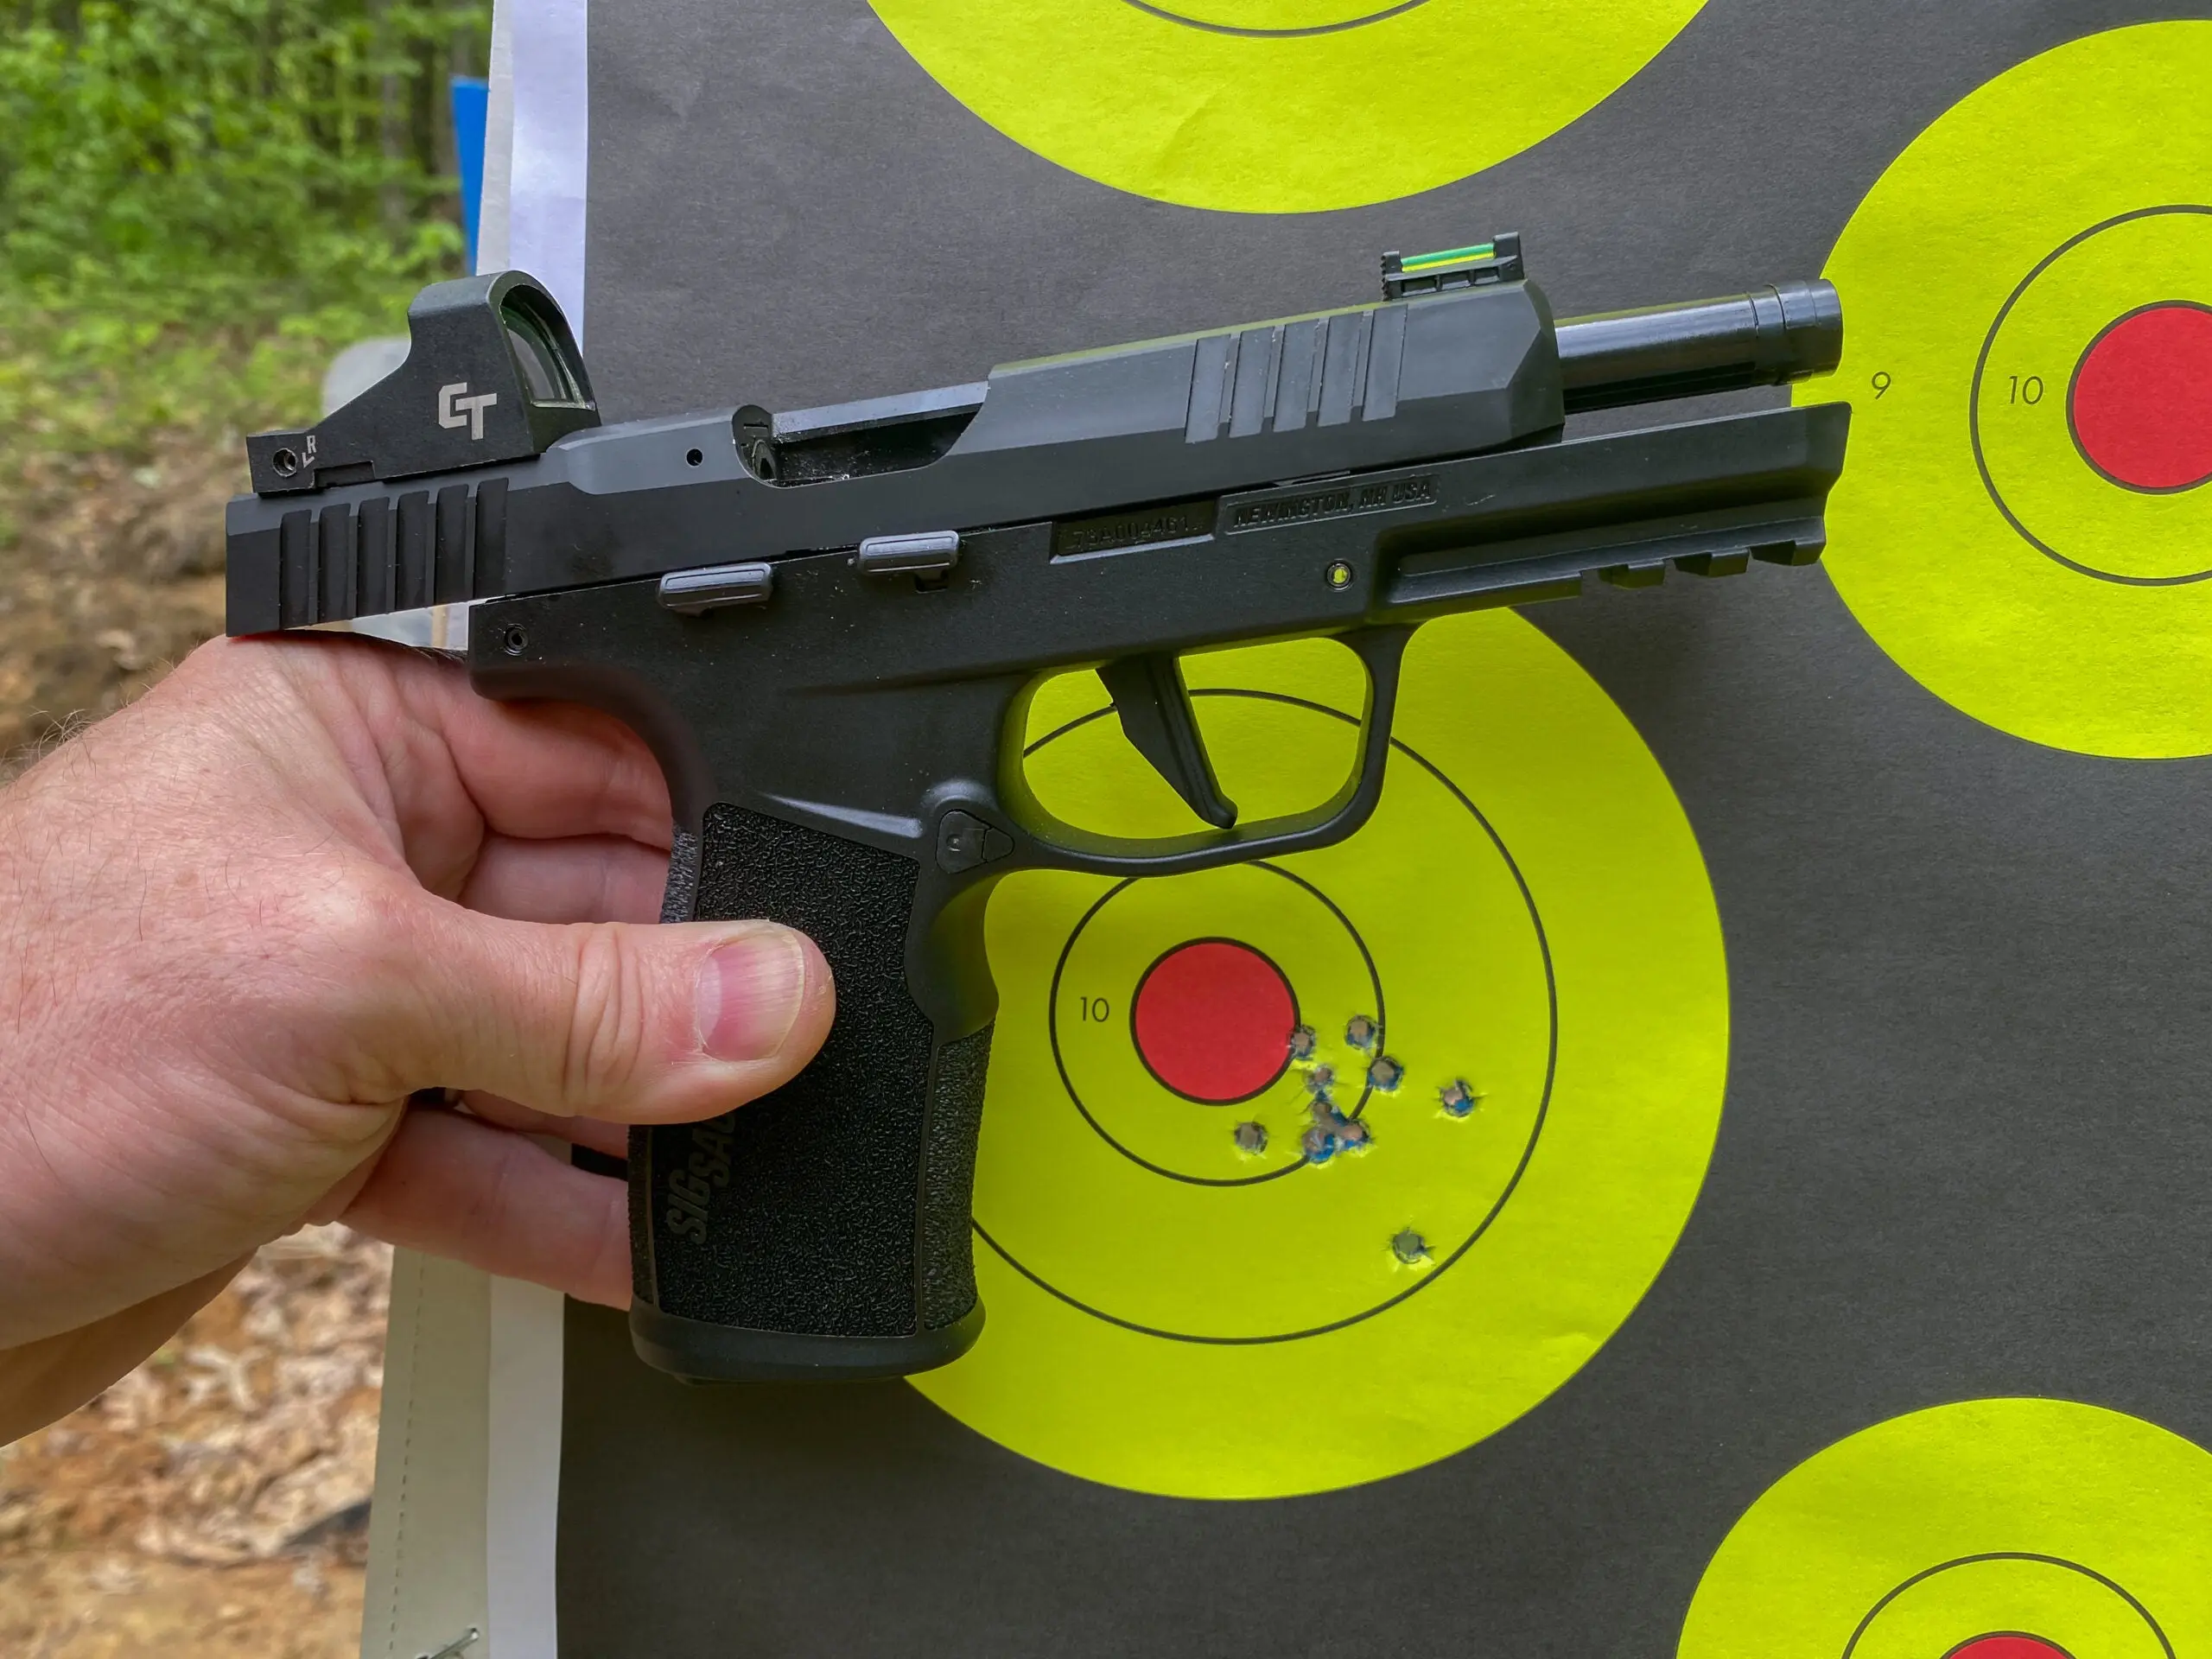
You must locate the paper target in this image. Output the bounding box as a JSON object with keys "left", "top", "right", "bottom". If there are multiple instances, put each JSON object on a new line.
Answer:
{"left": 1806, "top": 22, "right": 2212, "bottom": 757}
{"left": 865, "top": 0, "right": 1707, "bottom": 213}
{"left": 1678, "top": 1399, "right": 2212, "bottom": 1659}
{"left": 908, "top": 612, "right": 1729, "bottom": 1498}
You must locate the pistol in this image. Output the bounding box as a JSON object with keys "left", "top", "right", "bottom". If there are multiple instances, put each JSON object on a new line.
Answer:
{"left": 226, "top": 237, "right": 1848, "bottom": 1382}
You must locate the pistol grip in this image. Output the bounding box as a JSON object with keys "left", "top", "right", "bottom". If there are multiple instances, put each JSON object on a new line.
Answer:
{"left": 627, "top": 804, "right": 989, "bottom": 1382}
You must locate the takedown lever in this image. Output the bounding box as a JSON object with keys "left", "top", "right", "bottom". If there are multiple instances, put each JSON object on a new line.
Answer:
{"left": 1099, "top": 652, "right": 1238, "bottom": 829}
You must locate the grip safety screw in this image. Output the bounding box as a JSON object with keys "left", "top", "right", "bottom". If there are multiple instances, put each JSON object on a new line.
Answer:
{"left": 1325, "top": 560, "right": 1355, "bottom": 590}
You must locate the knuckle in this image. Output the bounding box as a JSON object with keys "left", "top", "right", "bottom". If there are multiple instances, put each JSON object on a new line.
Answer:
{"left": 295, "top": 881, "right": 411, "bottom": 1014}
{"left": 229, "top": 874, "right": 381, "bottom": 1007}
{"left": 557, "top": 925, "right": 654, "bottom": 1103}
{"left": 316, "top": 880, "right": 398, "bottom": 966}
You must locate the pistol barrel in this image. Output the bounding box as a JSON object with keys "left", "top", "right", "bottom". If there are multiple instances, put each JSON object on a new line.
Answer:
{"left": 1555, "top": 279, "right": 1843, "bottom": 414}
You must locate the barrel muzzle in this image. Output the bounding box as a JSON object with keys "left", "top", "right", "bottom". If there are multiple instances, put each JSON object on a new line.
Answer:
{"left": 1555, "top": 279, "right": 1843, "bottom": 414}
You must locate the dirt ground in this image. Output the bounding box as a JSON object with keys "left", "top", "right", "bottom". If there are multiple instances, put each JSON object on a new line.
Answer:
{"left": 0, "top": 433, "right": 385, "bottom": 1656}
{"left": 0, "top": 1229, "right": 387, "bottom": 1659}
{"left": 0, "top": 433, "right": 232, "bottom": 772}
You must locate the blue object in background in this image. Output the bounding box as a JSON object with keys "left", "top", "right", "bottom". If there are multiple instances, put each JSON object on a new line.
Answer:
{"left": 451, "top": 75, "right": 490, "bottom": 272}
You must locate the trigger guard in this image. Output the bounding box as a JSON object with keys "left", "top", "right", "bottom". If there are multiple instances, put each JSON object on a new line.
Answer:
{"left": 1008, "top": 625, "right": 1414, "bottom": 879}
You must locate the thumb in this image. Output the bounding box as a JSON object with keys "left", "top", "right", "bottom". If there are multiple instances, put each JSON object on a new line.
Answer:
{"left": 378, "top": 904, "right": 836, "bottom": 1122}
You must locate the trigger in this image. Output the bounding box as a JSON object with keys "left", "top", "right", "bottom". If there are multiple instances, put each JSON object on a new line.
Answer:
{"left": 1100, "top": 652, "right": 1238, "bottom": 829}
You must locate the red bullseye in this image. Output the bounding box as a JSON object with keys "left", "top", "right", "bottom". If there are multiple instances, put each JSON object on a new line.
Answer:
{"left": 2069, "top": 301, "right": 2212, "bottom": 491}
{"left": 1942, "top": 1637, "right": 2075, "bottom": 1659}
{"left": 1130, "top": 938, "right": 1297, "bottom": 1103}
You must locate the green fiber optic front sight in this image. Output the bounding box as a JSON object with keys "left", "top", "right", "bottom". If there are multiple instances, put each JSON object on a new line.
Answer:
{"left": 1382, "top": 233, "right": 1525, "bottom": 300}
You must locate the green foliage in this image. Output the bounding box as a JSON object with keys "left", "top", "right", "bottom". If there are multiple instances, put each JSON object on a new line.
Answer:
{"left": 0, "top": 301, "right": 405, "bottom": 467}
{"left": 0, "top": 0, "right": 489, "bottom": 464}
{"left": 1, "top": 0, "right": 486, "bottom": 321}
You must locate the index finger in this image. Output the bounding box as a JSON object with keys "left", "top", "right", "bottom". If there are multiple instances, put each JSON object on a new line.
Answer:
{"left": 321, "top": 635, "right": 675, "bottom": 848}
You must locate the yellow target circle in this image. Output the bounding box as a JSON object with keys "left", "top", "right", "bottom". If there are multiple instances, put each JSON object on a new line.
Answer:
{"left": 1805, "top": 22, "right": 2212, "bottom": 756}
{"left": 1679, "top": 1398, "right": 2212, "bottom": 1659}
{"left": 908, "top": 611, "right": 1729, "bottom": 1498}
{"left": 1974, "top": 209, "right": 2212, "bottom": 584}
{"left": 865, "top": 0, "right": 1708, "bottom": 213}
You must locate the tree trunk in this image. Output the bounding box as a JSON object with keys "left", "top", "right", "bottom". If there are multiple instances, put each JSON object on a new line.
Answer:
{"left": 372, "top": 0, "right": 406, "bottom": 232}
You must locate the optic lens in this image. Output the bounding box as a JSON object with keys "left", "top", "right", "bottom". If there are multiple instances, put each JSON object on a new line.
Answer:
{"left": 500, "top": 296, "right": 581, "bottom": 405}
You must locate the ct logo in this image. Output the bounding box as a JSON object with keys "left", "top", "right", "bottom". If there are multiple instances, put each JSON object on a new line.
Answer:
{"left": 437, "top": 381, "right": 499, "bottom": 440}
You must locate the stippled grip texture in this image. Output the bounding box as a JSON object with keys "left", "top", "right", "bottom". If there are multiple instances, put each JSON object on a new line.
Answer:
{"left": 634, "top": 804, "right": 988, "bottom": 1339}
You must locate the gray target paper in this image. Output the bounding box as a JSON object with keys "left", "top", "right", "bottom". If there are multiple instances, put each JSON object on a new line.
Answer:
{"left": 556, "top": 3, "right": 2212, "bottom": 1653}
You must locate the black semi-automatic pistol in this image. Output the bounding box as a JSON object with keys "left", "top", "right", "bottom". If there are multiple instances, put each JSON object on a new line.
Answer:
{"left": 226, "top": 236, "right": 1848, "bottom": 1382}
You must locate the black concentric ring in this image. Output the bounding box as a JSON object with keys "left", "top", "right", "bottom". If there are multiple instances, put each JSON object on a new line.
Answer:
{"left": 1119, "top": 0, "right": 1430, "bottom": 38}
{"left": 1968, "top": 204, "right": 2212, "bottom": 586}
{"left": 980, "top": 687, "right": 1559, "bottom": 1345}
{"left": 1841, "top": 1554, "right": 2174, "bottom": 1659}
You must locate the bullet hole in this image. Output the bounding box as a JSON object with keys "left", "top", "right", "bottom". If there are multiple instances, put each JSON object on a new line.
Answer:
{"left": 1287, "top": 1025, "right": 1319, "bottom": 1063}
{"left": 1344, "top": 1014, "right": 1379, "bottom": 1052}
{"left": 1440, "top": 1079, "right": 1480, "bottom": 1118}
{"left": 1304, "top": 1063, "right": 1336, "bottom": 1096}
{"left": 1366, "top": 1055, "right": 1405, "bottom": 1093}
{"left": 1392, "top": 1229, "right": 1431, "bottom": 1265}
{"left": 1304, "top": 1097, "right": 1370, "bottom": 1157}
{"left": 1233, "top": 1121, "right": 1268, "bottom": 1155}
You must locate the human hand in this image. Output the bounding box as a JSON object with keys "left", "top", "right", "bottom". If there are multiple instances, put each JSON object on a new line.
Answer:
{"left": 0, "top": 634, "right": 834, "bottom": 1439}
